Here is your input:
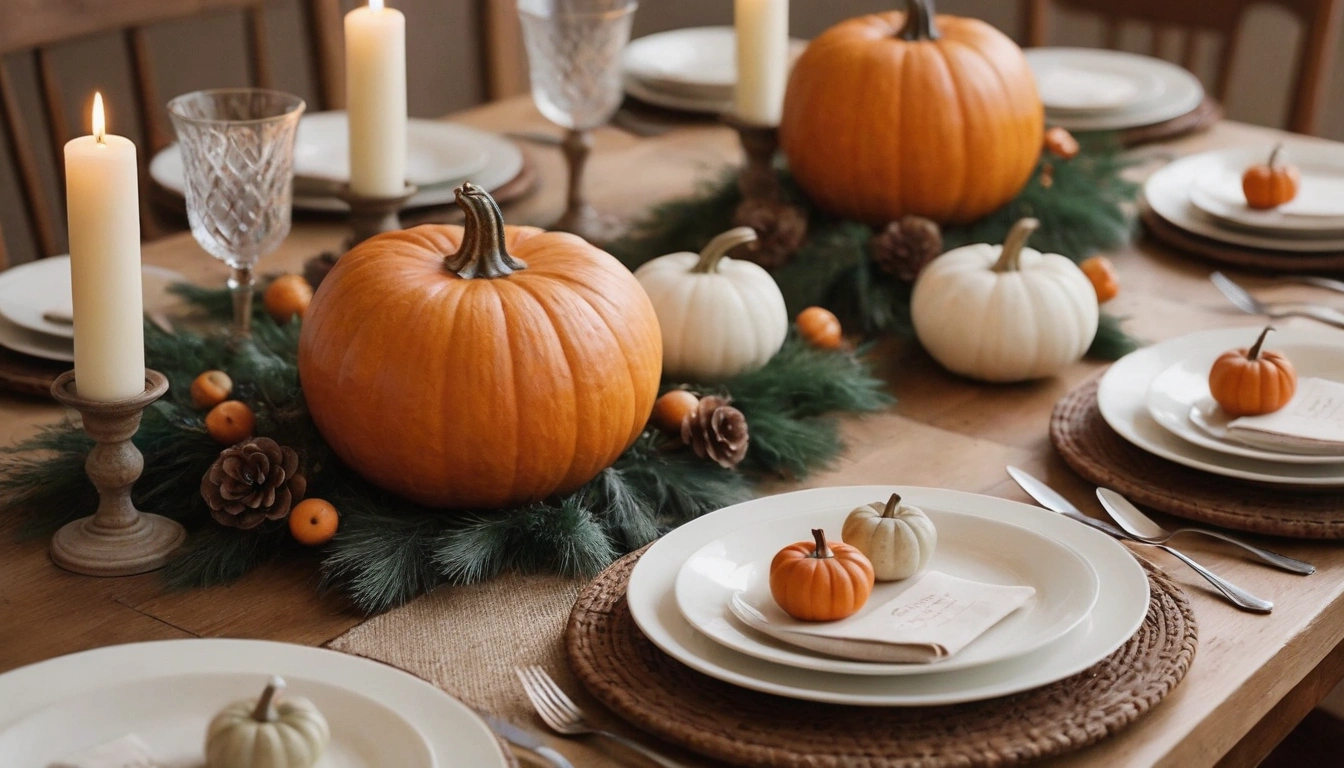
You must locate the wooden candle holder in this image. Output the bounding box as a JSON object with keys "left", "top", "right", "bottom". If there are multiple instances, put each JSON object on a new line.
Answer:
{"left": 723, "top": 114, "right": 782, "bottom": 204}
{"left": 338, "top": 182, "right": 419, "bottom": 247}
{"left": 48, "top": 369, "right": 185, "bottom": 577}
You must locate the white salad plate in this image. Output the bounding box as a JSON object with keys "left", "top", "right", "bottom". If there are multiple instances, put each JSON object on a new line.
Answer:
{"left": 1190, "top": 163, "right": 1344, "bottom": 236}
{"left": 1099, "top": 327, "right": 1344, "bottom": 487}
{"left": 629, "top": 486, "right": 1149, "bottom": 706}
{"left": 0, "top": 313, "right": 72, "bottom": 362}
{"left": 1146, "top": 347, "right": 1344, "bottom": 464}
{"left": 621, "top": 26, "right": 807, "bottom": 113}
{"left": 676, "top": 505, "right": 1099, "bottom": 676}
{"left": 0, "top": 674, "right": 434, "bottom": 768}
{"left": 0, "top": 639, "right": 510, "bottom": 768}
{"left": 1144, "top": 146, "right": 1344, "bottom": 253}
{"left": 151, "top": 112, "right": 523, "bottom": 213}
{"left": 1025, "top": 48, "right": 1203, "bottom": 131}
{"left": 0, "top": 255, "right": 183, "bottom": 340}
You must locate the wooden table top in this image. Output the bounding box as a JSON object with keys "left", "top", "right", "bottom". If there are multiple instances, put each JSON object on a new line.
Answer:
{"left": 3, "top": 97, "right": 1344, "bottom": 768}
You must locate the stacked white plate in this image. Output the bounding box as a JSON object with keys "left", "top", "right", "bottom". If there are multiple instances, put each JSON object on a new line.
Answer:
{"left": 151, "top": 111, "right": 525, "bottom": 213}
{"left": 1143, "top": 144, "right": 1344, "bottom": 254}
{"left": 0, "top": 639, "right": 510, "bottom": 767}
{"left": 621, "top": 27, "right": 807, "bottom": 114}
{"left": 1026, "top": 48, "right": 1205, "bottom": 132}
{"left": 0, "top": 256, "right": 183, "bottom": 363}
{"left": 1098, "top": 326, "right": 1344, "bottom": 488}
{"left": 631, "top": 485, "right": 1150, "bottom": 706}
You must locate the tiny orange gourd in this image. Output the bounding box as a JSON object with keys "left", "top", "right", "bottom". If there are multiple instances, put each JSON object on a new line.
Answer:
{"left": 797, "top": 306, "right": 843, "bottom": 350}
{"left": 1080, "top": 256, "right": 1119, "bottom": 303}
{"left": 1242, "top": 144, "right": 1300, "bottom": 210}
{"left": 289, "top": 498, "right": 340, "bottom": 545}
{"left": 651, "top": 390, "right": 700, "bottom": 434}
{"left": 770, "top": 528, "right": 875, "bottom": 622}
{"left": 206, "top": 400, "right": 256, "bottom": 445}
{"left": 264, "top": 274, "right": 314, "bottom": 324}
{"left": 191, "top": 370, "right": 233, "bottom": 410}
{"left": 1209, "top": 326, "right": 1297, "bottom": 417}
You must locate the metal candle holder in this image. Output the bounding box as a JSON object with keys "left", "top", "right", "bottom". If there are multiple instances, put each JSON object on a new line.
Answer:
{"left": 338, "top": 182, "right": 419, "bottom": 247}
{"left": 48, "top": 369, "right": 185, "bottom": 577}
{"left": 723, "top": 114, "right": 783, "bottom": 204}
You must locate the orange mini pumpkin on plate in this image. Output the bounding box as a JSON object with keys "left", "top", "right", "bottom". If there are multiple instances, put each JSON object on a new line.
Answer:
{"left": 770, "top": 528, "right": 875, "bottom": 622}
{"left": 1208, "top": 326, "right": 1297, "bottom": 417}
{"left": 1242, "top": 145, "right": 1300, "bottom": 210}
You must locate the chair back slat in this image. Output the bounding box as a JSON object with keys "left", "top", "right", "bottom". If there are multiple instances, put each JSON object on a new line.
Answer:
{"left": 1101, "top": 16, "right": 1122, "bottom": 49}
{"left": 0, "top": 0, "right": 268, "bottom": 55}
{"left": 1179, "top": 28, "right": 1200, "bottom": 72}
{"left": 246, "top": 6, "right": 274, "bottom": 89}
{"left": 301, "top": 0, "right": 344, "bottom": 110}
{"left": 0, "top": 62, "right": 60, "bottom": 258}
{"left": 35, "top": 48, "right": 69, "bottom": 202}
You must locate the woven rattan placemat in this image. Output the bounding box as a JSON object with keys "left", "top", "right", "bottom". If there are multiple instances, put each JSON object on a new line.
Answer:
{"left": 566, "top": 546, "right": 1196, "bottom": 768}
{"left": 1052, "top": 378, "right": 1344, "bottom": 538}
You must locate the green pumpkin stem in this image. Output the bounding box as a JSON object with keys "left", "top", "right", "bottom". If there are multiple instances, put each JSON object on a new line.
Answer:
{"left": 897, "top": 0, "right": 940, "bottom": 41}
{"left": 1247, "top": 326, "right": 1275, "bottom": 361}
{"left": 991, "top": 218, "right": 1041, "bottom": 273}
{"left": 692, "top": 227, "right": 758, "bottom": 274}
{"left": 882, "top": 493, "right": 901, "bottom": 518}
{"left": 252, "top": 675, "right": 285, "bottom": 722}
{"left": 445, "top": 182, "right": 528, "bottom": 279}
{"left": 810, "top": 528, "right": 834, "bottom": 559}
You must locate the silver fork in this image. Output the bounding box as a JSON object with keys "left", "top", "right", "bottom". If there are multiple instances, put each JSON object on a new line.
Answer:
{"left": 1283, "top": 275, "right": 1344, "bottom": 295}
{"left": 1211, "top": 271, "right": 1344, "bottom": 329}
{"left": 516, "top": 665, "right": 689, "bottom": 768}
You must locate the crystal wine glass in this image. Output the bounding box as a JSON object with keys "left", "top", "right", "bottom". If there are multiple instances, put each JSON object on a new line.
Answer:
{"left": 167, "top": 88, "right": 306, "bottom": 337}
{"left": 518, "top": 0, "right": 637, "bottom": 244}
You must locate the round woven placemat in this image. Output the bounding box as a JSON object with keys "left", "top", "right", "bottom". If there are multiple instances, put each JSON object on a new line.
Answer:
{"left": 1119, "top": 95, "right": 1223, "bottom": 147}
{"left": 1140, "top": 203, "right": 1344, "bottom": 273}
{"left": 566, "top": 546, "right": 1196, "bottom": 768}
{"left": 1053, "top": 378, "right": 1344, "bottom": 538}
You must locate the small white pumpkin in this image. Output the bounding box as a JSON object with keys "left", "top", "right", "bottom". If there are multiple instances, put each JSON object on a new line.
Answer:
{"left": 910, "top": 218, "right": 1099, "bottom": 383}
{"left": 634, "top": 227, "right": 788, "bottom": 381}
{"left": 205, "top": 676, "right": 330, "bottom": 768}
{"left": 841, "top": 493, "right": 937, "bottom": 582}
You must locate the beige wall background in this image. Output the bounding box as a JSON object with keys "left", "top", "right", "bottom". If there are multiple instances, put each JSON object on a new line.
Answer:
{"left": 1, "top": 0, "right": 1341, "bottom": 264}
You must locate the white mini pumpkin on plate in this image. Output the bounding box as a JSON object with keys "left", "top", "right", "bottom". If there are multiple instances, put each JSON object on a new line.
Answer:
{"left": 841, "top": 493, "right": 937, "bottom": 581}
{"left": 205, "top": 676, "right": 330, "bottom": 768}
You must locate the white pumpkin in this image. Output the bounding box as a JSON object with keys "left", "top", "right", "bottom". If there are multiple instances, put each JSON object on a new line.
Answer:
{"left": 205, "top": 676, "right": 330, "bottom": 768}
{"left": 634, "top": 227, "right": 788, "bottom": 381}
{"left": 841, "top": 494, "right": 937, "bottom": 581}
{"left": 910, "top": 218, "right": 1099, "bottom": 383}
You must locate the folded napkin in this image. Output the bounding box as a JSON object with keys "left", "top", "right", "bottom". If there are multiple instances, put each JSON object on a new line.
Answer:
{"left": 50, "top": 734, "right": 158, "bottom": 768}
{"left": 1228, "top": 377, "right": 1344, "bottom": 452}
{"left": 730, "top": 571, "right": 1035, "bottom": 664}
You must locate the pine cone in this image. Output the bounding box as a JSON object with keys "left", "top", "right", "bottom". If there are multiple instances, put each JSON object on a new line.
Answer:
{"left": 201, "top": 437, "right": 307, "bottom": 529}
{"left": 681, "top": 396, "right": 749, "bottom": 469}
{"left": 732, "top": 200, "right": 808, "bottom": 269}
{"left": 870, "top": 216, "right": 944, "bottom": 282}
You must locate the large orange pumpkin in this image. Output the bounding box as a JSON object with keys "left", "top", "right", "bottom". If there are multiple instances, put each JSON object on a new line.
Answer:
{"left": 298, "top": 183, "right": 663, "bottom": 509}
{"left": 779, "top": 0, "right": 1044, "bottom": 224}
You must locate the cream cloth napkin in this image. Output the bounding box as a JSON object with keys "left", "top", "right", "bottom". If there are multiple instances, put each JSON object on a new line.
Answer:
{"left": 730, "top": 571, "right": 1035, "bottom": 664}
{"left": 1228, "top": 377, "right": 1344, "bottom": 453}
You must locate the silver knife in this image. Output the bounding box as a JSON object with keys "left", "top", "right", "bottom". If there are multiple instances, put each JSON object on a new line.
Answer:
{"left": 481, "top": 714, "right": 575, "bottom": 768}
{"left": 1007, "top": 466, "right": 1273, "bottom": 613}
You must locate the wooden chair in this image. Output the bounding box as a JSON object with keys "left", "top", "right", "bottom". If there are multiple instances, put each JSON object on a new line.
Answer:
{"left": 1024, "top": 0, "right": 1342, "bottom": 136}
{"left": 0, "top": 0, "right": 345, "bottom": 269}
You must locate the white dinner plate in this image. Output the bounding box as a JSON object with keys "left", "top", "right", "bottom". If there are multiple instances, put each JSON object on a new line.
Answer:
{"left": 629, "top": 486, "right": 1149, "bottom": 706}
{"left": 0, "top": 639, "right": 509, "bottom": 768}
{"left": 0, "top": 256, "right": 183, "bottom": 339}
{"left": 1144, "top": 146, "right": 1344, "bottom": 253}
{"left": 1100, "top": 326, "right": 1344, "bottom": 486}
{"left": 151, "top": 112, "right": 523, "bottom": 213}
{"left": 1189, "top": 159, "right": 1344, "bottom": 236}
{"left": 622, "top": 74, "right": 731, "bottom": 114}
{"left": 676, "top": 505, "right": 1099, "bottom": 676}
{"left": 1025, "top": 48, "right": 1204, "bottom": 131}
{"left": 0, "top": 673, "right": 433, "bottom": 768}
{"left": 622, "top": 27, "right": 808, "bottom": 98}
{"left": 0, "top": 313, "right": 72, "bottom": 362}
{"left": 1146, "top": 347, "right": 1344, "bottom": 464}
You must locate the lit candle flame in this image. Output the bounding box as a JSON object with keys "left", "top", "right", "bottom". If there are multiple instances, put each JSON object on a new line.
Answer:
{"left": 92, "top": 92, "right": 106, "bottom": 143}
{"left": 369, "top": 0, "right": 383, "bottom": 10}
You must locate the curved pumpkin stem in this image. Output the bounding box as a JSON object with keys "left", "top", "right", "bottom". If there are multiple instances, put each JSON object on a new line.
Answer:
{"left": 991, "top": 218, "right": 1041, "bottom": 273}
{"left": 810, "top": 528, "right": 834, "bottom": 559}
{"left": 252, "top": 675, "right": 285, "bottom": 722}
{"left": 693, "top": 227, "right": 758, "bottom": 274}
{"left": 1247, "top": 326, "right": 1275, "bottom": 361}
{"left": 882, "top": 493, "right": 901, "bottom": 518}
{"left": 1267, "top": 143, "right": 1284, "bottom": 170}
{"left": 897, "top": 0, "right": 940, "bottom": 41}
{"left": 445, "top": 182, "right": 528, "bottom": 279}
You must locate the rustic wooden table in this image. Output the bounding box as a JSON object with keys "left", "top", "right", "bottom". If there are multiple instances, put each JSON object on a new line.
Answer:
{"left": 3, "top": 97, "right": 1343, "bottom": 767}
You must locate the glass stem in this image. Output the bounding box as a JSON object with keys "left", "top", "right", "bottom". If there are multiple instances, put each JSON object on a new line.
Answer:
{"left": 561, "top": 128, "right": 593, "bottom": 223}
{"left": 228, "top": 265, "right": 255, "bottom": 338}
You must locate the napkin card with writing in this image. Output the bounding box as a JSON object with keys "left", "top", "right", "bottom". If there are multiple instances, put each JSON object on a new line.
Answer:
{"left": 731, "top": 571, "right": 1035, "bottom": 663}
{"left": 1228, "top": 377, "right": 1344, "bottom": 453}
{"left": 51, "top": 734, "right": 159, "bottom": 768}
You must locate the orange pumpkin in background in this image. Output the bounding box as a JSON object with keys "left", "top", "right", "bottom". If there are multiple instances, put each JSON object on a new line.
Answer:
{"left": 298, "top": 183, "right": 663, "bottom": 509}
{"left": 779, "top": 0, "right": 1044, "bottom": 225}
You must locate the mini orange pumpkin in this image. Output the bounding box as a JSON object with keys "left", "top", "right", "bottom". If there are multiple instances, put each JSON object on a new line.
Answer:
{"left": 797, "top": 306, "right": 843, "bottom": 349}
{"left": 770, "top": 528, "right": 875, "bottom": 621}
{"left": 205, "top": 400, "right": 255, "bottom": 445}
{"left": 264, "top": 274, "right": 314, "bottom": 324}
{"left": 1242, "top": 145, "right": 1300, "bottom": 210}
{"left": 1209, "top": 326, "right": 1297, "bottom": 417}
{"left": 651, "top": 390, "right": 699, "bottom": 434}
{"left": 1080, "top": 256, "right": 1119, "bottom": 303}
{"left": 298, "top": 183, "right": 663, "bottom": 509}
{"left": 289, "top": 498, "right": 339, "bottom": 545}
{"left": 191, "top": 370, "right": 233, "bottom": 410}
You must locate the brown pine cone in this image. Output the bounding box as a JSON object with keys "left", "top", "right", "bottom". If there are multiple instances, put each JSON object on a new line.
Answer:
{"left": 732, "top": 199, "right": 808, "bottom": 269}
{"left": 870, "top": 215, "right": 944, "bottom": 282}
{"left": 201, "top": 437, "right": 307, "bottom": 529}
{"left": 681, "top": 395, "right": 750, "bottom": 469}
